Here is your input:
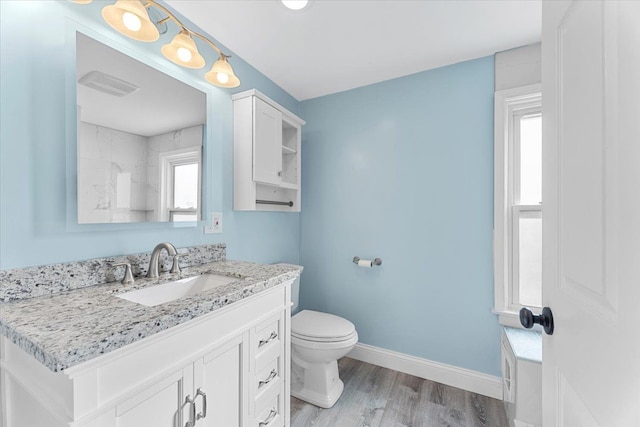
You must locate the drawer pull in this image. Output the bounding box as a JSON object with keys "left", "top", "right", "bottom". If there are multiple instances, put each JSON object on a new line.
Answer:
{"left": 259, "top": 409, "right": 278, "bottom": 426}
{"left": 181, "top": 395, "right": 195, "bottom": 427}
{"left": 258, "top": 369, "right": 278, "bottom": 388}
{"left": 195, "top": 388, "right": 207, "bottom": 420}
{"left": 258, "top": 332, "right": 278, "bottom": 347}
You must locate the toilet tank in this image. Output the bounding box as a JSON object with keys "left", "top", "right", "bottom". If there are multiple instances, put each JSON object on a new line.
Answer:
{"left": 273, "top": 263, "right": 301, "bottom": 312}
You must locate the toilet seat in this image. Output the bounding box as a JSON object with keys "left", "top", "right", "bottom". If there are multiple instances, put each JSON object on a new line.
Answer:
{"left": 291, "top": 331, "right": 358, "bottom": 350}
{"left": 292, "top": 310, "right": 355, "bottom": 341}
{"left": 292, "top": 330, "right": 358, "bottom": 343}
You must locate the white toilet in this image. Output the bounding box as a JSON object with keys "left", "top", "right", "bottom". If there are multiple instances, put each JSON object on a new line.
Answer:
{"left": 276, "top": 264, "right": 358, "bottom": 409}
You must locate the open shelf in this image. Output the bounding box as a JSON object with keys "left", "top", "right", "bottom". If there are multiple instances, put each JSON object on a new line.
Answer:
{"left": 282, "top": 145, "right": 297, "bottom": 154}
{"left": 279, "top": 181, "right": 299, "bottom": 190}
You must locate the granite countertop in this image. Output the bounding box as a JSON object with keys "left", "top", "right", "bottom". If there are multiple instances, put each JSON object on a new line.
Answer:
{"left": 0, "top": 260, "right": 300, "bottom": 372}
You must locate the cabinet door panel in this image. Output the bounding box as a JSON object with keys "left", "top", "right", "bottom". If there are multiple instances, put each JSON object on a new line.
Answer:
{"left": 116, "top": 370, "right": 184, "bottom": 427}
{"left": 196, "top": 337, "right": 243, "bottom": 427}
{"left": 253, "top": 98, "right": 282, "bottom": 186}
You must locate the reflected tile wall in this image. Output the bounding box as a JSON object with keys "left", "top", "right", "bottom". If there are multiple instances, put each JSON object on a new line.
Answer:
{"left": 78, "top": 122, "right": 149, "bottom": 223}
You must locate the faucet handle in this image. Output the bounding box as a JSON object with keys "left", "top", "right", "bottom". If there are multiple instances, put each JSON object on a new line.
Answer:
{"left": 171, "top": 254, "right": 184, "bottom": 274}
{"left": 113, "top": 262, "right": 134, "bottom": 285}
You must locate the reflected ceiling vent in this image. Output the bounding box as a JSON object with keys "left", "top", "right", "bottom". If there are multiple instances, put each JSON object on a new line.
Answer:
{"left": 78, "top": 70, "right": 139, "bottom": 97}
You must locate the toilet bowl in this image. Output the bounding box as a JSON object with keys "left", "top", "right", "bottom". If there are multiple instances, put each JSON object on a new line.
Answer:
{"left": 290, "top": 310, "right": 358, "bottom": 408}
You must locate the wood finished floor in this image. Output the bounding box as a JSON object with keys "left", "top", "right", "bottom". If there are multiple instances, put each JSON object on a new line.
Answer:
{"left": 290, "top": 357, "right": 509, "bottom": 427}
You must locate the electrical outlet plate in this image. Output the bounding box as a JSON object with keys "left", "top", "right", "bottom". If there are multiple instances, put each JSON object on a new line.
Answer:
{"left": 204, "top": 212, "right": 222, "bottom": 234}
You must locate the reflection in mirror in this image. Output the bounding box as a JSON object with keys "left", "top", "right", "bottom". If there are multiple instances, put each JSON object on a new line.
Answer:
{"left": 76, "top": 32, "right": 206, "bottom": 224}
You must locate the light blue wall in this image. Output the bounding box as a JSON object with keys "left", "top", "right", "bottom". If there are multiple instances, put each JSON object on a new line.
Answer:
{"left": 299, "top": 57, "right": 501, "bottom": 376}
{"left": 1, "top": 1, "right": 501, "bottom": 376}
{"left": 0, "top": 1, "right": 301, "bottom": 269}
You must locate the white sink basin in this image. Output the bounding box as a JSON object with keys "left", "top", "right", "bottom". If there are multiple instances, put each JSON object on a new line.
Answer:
{"left": 117, "top": 274, "right": 239, "bottom": 307}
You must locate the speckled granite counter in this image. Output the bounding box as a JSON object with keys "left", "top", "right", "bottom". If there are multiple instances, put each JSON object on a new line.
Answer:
{"left": 0, "top": 260, "right": 300, "bottom": 372}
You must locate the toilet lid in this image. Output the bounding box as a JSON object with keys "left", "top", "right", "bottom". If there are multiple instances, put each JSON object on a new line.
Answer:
{"left": 292, "top": 310, "right": 356, "bottom": 340}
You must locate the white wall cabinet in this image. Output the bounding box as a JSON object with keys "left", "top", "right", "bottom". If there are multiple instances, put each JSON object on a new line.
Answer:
{"left": 501, "top": 328, "right": 541, "bottom": 427}
{"left": 232, "top": 89, "right": 305, "bottom": 212}
{"left": 0, "top": 282, "right": 292, "bottom": 427}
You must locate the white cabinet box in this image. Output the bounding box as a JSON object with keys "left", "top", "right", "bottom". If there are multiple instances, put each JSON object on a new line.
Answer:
{"left": 0, "top": 282, "right": 292, "bottom": 427}
{"left": 502, "top": 327, "right": 542, "bottom": 427}
{"left": 232, "top": 89, "right": 305, "bottom": 212}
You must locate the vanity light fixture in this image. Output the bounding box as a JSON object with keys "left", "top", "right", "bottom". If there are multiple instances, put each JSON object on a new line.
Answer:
{"left": 161, "top": 30, "right": 205, "bottom": 69}
{"left": 102, "top": 0, "right": 160, "bottom": 42}
{"left": 205, "top": 55, "right": 240, "bottom": 88}
{"left": 282, "top": 0, "right": 310, "bottom": 11}
{"left": 74, "top": 0, "right": 240, "bottom": 88}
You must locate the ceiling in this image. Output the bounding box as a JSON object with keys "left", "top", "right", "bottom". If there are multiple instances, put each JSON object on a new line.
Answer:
{"left": 166, "top": 0, "right": 541, "bottom": 101}
{"left": 77, "top": 32, "right": 205, "bottom": 136}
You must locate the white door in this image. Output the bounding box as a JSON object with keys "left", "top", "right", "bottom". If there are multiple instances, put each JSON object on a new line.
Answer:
{"left": 253, "top": 97, "right": 283, "bottom": 186}
{"left": 542, "top": 1, "right": 640, "bottom": 426}
{"left": 115, "top": 369, "right": 191, "bottom": 427}
{"left": 193, "top": 336, "right": 244, "bottom": 427}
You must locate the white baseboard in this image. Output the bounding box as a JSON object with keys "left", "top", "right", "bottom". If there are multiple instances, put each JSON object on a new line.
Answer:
{"left": 347, "top": 343, "right": 503, "bottom": 400}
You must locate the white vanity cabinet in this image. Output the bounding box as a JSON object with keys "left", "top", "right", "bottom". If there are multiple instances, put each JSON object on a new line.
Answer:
{"left": 114, "top": 336, "right": 244, "bottom": 427}
{"left": 0, "top": 281, "right": 292, "bottom": 427}
{"left": 232, "top": 89, "right": 305, "bottom": 212}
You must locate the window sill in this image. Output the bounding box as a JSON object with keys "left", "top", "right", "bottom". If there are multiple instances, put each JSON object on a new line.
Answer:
{"left": 492, "top": 309, "right": 525, "bottom": 328}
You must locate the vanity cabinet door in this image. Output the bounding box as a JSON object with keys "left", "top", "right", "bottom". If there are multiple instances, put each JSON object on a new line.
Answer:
{"left": 193, "top": 334, "right": 247, "bottom": 427}
{"left": 253, "top": 97, "right": 283, "bottom": 186}
{"left": 115, "top": 368, "right": 192, "bottom": 427}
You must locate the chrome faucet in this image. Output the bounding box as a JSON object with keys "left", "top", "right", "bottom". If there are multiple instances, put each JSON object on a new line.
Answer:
{"left": 146, "top": 242, "right": 180, "bottom": 278}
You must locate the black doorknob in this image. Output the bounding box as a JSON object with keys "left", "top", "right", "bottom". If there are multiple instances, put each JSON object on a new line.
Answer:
{"left": 519, "top": 307, "right": 554, "bottom": 335}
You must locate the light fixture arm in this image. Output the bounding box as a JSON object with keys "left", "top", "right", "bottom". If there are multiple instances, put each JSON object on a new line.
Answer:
{"left": 143, "top": 0, "right": 226, "bottom": 57}
{"left": 190, "top": 31, "right": 224, "bottom": 57}
{"left": 88, "top": 0, "right": 240, "bottom": 87}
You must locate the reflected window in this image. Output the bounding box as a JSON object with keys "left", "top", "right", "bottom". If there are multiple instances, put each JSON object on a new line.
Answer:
{"left": 160, "top": 149, "right": 201, "bottom": 222}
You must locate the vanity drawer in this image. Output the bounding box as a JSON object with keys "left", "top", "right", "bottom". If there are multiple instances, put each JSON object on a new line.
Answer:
{"left": 254, "top": 318, "right": 281, "bottom": 351}
{"left": 253, "top": 392, "right": 284, "bottom": 427}
{"left": 253, "top": 315, "right": 283, "bottom": 370}
{"left": 255, "top": 356, "right": 281, "bottom": 402}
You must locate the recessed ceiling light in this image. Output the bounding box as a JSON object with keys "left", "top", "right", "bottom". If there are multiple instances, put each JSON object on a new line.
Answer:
{"left": 282, "top": 0, "right": 309, "bottom": 11}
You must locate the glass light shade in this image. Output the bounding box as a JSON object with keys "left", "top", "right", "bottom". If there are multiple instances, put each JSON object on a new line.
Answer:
{"left": 161, "top": 31, "right": 205, "bottom": 69}
{"left": 205, "top": 57, "right": 240, "bottom": 88}
{"left": 101, "top": 0, "right": 160, "bottom": 42}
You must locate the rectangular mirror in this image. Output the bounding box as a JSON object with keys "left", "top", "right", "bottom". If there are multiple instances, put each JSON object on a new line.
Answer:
{"left": 76, "top": 32, "right": 206, "bottom": 224}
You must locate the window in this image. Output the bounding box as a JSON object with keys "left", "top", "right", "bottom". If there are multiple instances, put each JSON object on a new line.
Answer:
{"left": 494, "top": 84, "right": 542, "bottom": 326}
{"left": 159, "top": 148, "right": 201, "bottom": 222}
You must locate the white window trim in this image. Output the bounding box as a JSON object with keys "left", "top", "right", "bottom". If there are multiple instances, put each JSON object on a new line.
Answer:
{"left": 159, "top": 147, "right": 202, "bottom": 222}
{"left": 493, "top": 84, "right": 542, "bottom": 327}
